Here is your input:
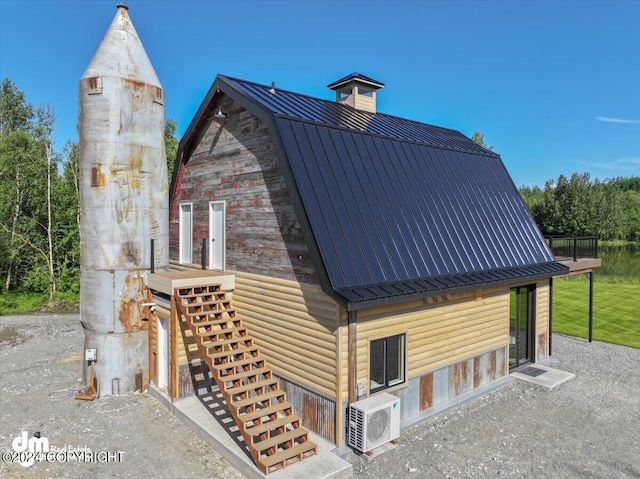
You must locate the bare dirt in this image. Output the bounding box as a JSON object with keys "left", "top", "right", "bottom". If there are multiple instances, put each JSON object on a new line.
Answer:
{"left": 1, "top": 313, "right": 639, "bottom": 479}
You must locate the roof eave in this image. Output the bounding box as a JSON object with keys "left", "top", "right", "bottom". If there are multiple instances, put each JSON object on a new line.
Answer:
{"left": 341, "top": 263, "right": 569, "bottom": 312}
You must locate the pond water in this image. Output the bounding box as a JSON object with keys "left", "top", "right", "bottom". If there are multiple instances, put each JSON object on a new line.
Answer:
{"left": 597, "top": 244, "right": 640, "bottom": 281}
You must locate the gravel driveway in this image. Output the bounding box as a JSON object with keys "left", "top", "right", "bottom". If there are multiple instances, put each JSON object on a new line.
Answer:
{"left": 1, "top": 313, "right": 638, "bottom": 478}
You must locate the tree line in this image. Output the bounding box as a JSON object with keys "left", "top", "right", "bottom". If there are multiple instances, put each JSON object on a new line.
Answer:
{"left": 519, "top": 174, "right": 640, "bottom": 241}
{"left": 0, "top": 79, "right": 178, "bottom": 300}
{"left": 1, "top": 79, "right": 638, "bottom": 300}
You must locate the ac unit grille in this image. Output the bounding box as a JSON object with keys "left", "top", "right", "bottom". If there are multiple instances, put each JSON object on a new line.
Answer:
{"left": 348, "top": 406, "right": 365, "bottom": 451}
{"left": 367, "top": 409, "right": 390, "bottom": 444}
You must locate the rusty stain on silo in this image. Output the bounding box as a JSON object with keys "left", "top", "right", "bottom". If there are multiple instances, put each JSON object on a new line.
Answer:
{"left": 90, "top": 164, "right": 105, "bottom": 187}
{"left": 79, "top": 3, "right": 168, "bottom": 395}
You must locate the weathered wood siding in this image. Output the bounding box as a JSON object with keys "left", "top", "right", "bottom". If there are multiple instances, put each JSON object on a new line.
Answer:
{"left": 352, "top": 287, "right": 509, "bottom": 396}
{"left": 169, "top": 97, "right": 317, "bottom": 284}
{"left": 232, "top": 271, "right": 341, "bottom": 400}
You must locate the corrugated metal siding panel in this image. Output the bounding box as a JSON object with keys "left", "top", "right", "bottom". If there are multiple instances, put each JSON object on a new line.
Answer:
{"left": 276, "top": 116, "right": 562, "bottom": 298}
{"left": 276, "top": 374, "right": 336, "bottom": 443}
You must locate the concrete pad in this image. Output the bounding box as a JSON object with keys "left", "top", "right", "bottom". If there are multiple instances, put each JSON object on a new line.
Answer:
{"left": 510, "top": 364, "right": 575, "bottom": 390}
{"left": 149, "top": 385, "right": 352, "bottom": 479}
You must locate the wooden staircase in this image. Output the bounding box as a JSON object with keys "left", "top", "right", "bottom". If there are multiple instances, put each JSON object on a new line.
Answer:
{"left": 174, "top": 284, "right": 317, "bottom": 475}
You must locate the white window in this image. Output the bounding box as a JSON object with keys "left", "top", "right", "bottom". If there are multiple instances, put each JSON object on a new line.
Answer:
{"left": 179, "top": 203, "right": 193, "bottom": 264}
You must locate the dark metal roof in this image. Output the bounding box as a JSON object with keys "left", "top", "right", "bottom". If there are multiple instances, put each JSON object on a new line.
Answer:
{"left": 175, "top": 74, "right": 568, "bottom": 310}
{"left": 327, "top": 72, "right": 385, "bottom": 90}
{"left": 222, "top": 76, "right": 497, "bottom": 157}
{"left": 273, "top": 117, "right": 565, "bottom": 308}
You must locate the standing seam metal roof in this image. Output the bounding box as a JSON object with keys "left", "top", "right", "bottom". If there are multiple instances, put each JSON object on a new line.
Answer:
{"left": 226, "top": 76, "right": 498, "bottom": 157}
{"left": 175, "top": 75, "right": 567, "bottom": 309}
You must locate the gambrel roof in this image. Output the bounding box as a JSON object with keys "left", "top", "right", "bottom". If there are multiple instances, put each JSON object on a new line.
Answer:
{"left": 172, "top": 75, "right": 567, "bottom": 310}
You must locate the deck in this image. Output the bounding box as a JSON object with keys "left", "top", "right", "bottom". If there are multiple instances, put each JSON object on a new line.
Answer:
{"left": 555, "top": 256, "right": 602, "bottom": 275}
{"left": 148, "top": 268, "right": 235, "bottom": 295}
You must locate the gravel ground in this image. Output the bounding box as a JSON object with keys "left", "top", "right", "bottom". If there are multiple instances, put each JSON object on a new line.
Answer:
{"left": 1, "top": 313, "right": 639, "bottom": 479}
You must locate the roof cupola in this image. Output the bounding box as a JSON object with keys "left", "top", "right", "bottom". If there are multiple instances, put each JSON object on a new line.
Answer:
{"left": 327, "top": 72, "right": 384, "bottom": 113}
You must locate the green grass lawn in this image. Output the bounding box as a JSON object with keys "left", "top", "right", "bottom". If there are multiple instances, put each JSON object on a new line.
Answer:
{"left": 0, "top": 291, "right": 79, "bottom": 316}
{"left": 553, "top": 277, "right": 639, "bottom": 349}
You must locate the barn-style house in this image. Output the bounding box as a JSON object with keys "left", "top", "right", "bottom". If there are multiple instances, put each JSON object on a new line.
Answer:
{"left": 146, "top": 72, "right": 570, "bottom": 471}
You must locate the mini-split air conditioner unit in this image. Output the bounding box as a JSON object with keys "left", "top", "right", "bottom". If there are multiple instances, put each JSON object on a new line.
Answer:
{"left": 348, "top": 392, "right": 400, "bottom": 453}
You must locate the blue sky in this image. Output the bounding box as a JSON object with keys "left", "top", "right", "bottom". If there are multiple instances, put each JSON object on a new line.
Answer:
{"left": 1, "top": 0, "right": 638, "bottom": 187}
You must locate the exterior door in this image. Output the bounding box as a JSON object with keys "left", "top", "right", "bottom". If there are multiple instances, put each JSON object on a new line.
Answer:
{"left": 157, "top": 318, "right": 169, "bottom": 389}
{"left": 179, "top": 203, "right": 192, "bottom": 264}
{"left": 209, "top": 201, "right": 225, "bottom": 270}
{"left": 509, "top": 285, "right": 535, "bottom": 369}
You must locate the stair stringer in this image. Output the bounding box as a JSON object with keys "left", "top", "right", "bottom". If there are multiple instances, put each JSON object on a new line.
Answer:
{"left": 174, "top": 284, "right": 317, "bottom": 475}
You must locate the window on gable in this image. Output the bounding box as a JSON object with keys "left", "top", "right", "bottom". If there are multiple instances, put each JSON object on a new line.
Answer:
{"left": 370, "top": 334, "right": 405, "bottom": 393}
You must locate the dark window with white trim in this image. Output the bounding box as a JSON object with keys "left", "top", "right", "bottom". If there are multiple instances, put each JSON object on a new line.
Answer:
{"left": 370, "top": 334, "right": 405, "bottom": 393}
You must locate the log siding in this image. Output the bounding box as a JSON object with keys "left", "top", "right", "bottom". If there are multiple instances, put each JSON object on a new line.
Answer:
{"left": 353, "top": 287, "right": 509, "bottom": 396}
{"left": 232, "top": 270, "right": 341, "bottom": 400}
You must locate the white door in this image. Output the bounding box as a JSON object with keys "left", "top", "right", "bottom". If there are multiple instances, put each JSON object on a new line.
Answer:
{"left": 209, "top": 201, "right": 225, "bottom": 270}
{"left": 179, "top": 203, "right": 192, "bottom": 264}
{"left": 157, "top": 318, "right": 168, "bottom": 389}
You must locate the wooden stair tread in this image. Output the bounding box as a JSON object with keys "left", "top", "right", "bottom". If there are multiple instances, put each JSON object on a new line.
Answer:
{"left": 232, "top": 389, "right": 284, "bottom": 408}
{"left": 195, "top": 326, "right": 246, "bottom": 337}
{"left": 227, "top": 378, "right": 279, "bottom": 396}
{"left": 253, "top": 428, "right": 309, "bottom": 453}
{"left": 260, "top": 441, "right": 317, "bottom": 469}
{"left": 204, "top": 337, "right": 253, "bottom": 349}
{"left": 239, "top": 402, "right": 292, "bottom": 423}
{"left": 221, "top": 366, "right": 270, "bottom": 383}
{"left": 182, "top": 299, "right": 230, "bottom": 307}
{"left": 177, "top": 286, "right": 223, "bottom": 296}
{"left": 188, "top": 308, "right": 236, "bottom": 318}
{"left": 213, "top": 356, "right": 264, "bottom": 371}
{"left": 190, "top": 317, "right": 240, "bottom": 329}
{"left": 245, "top": 415, "right": 301, "bottom": 438}
{"left": 207, "top": 346, "right": 259, "bottom": 361}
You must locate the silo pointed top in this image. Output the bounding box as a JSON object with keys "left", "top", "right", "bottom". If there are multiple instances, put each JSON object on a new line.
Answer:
{"left": 81, "top": 3, "right": 161, "bottom": 87}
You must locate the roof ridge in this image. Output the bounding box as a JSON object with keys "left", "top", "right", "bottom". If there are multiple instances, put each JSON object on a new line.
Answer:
{"left": 220, "top": 74, "right": 498, "bottom": 156}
